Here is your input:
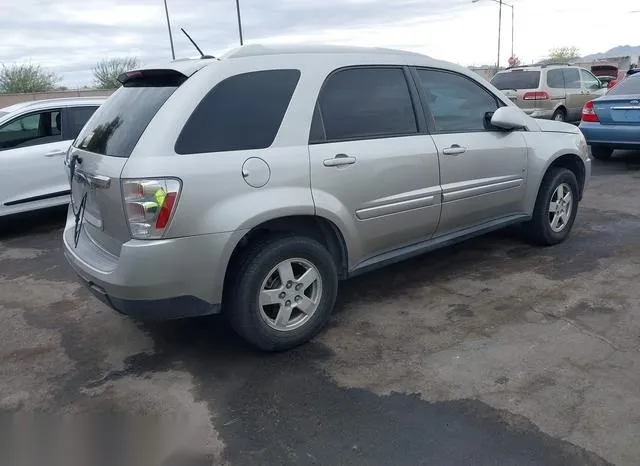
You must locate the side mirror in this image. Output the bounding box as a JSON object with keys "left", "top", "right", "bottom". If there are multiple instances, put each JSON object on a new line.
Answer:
{"left": 490, "top": 106, "right": 528, "bottom": 130}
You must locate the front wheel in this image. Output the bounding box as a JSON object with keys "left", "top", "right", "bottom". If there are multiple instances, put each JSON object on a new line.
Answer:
{"left": 524, "top": 167, "right": 579, "bottom": 246}
{"left": 225, "top": 235, "right": 338, "bottom": 351}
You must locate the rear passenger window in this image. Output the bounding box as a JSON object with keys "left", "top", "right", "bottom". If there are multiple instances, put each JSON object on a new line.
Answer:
{"left": 416, "top": 69, "right": 499, "bottom": 133}
{"left": 314, "top": 67, "right": 417, "bottom": 142}
{"left": 175, "top": 69, "right": 301, "bottom": 154}
{"left": 68, "top": 106, "right": 98, "bottom": 139}
{"left": 547, "top": 69, "right": 565, "bottom": 89}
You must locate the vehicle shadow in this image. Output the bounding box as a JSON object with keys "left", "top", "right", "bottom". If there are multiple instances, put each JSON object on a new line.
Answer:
{"left": 0, "top": 206, "right": 67, "bottom": 240}
{"left": 139, "top": 227, "right": 522, "bottom": 359}
{"left": 592, "top": 150, "right": 640, "bottom": 175}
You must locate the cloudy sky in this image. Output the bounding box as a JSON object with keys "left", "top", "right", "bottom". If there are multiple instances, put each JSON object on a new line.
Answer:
{"left": 2, "top": 0, "right": 639, "bottom": 88}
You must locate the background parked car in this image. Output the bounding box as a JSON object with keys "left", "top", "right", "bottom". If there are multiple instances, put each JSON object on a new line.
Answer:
{"left": 0, "top": 97, "right": 104, "bottom": 216}
{"left": 579, "top": 72, "right": 640, "bottom": 160}
{"left": 491, "top": 64, "right": 607, "bottom": 122}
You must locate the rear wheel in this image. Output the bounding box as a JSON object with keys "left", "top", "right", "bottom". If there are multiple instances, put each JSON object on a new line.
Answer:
{"left": 226, "top": 235, "right": 338, "bottom": 351}
{"left": 525, "top": 167, "right": 579, "bottom": 246}
{"left": 551, "top": 108, "right": 567, "bottom": 122}
{"left": 590, "top": 146, "right": 613, "bottom": 160}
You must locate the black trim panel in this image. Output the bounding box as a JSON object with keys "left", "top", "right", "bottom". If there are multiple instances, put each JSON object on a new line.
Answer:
{"left": 4, "top": 189, "right": 70, "bottom": 206}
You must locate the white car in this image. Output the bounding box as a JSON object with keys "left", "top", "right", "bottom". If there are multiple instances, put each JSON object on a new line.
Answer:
{"left": 0, "top": 97, "right": 105, "bottom": 216}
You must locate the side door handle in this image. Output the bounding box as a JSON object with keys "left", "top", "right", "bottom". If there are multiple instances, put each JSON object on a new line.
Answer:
{"left": 442, "top": 145, "right": 467, "bottom": 156}
{"left": 45, "top": 149, "right": 66, "bottom": 157}
{"left": 323, "top": 154, "right": 357, "bottom": 167}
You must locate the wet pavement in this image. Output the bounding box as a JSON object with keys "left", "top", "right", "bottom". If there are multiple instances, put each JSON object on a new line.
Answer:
{"left": 1, "top": 151, "right": 639, "bottom": 465}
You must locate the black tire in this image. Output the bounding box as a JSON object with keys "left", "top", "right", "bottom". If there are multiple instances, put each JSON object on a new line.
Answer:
{"left": 225, "top": 235, "right": 338, "bottom": 351}
{"left": 551, "top": 108, "right": 567, "bottom": 122}
{"left": 590, "top": 145, "right": 613, "bottom": 160}
{"left": 524, "top": 167, "right": 579, "bottom": 246}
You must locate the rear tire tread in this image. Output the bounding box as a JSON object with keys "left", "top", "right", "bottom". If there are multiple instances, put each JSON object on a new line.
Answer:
{"left": 225, "top": 234, "right": 338, "bottom": 351}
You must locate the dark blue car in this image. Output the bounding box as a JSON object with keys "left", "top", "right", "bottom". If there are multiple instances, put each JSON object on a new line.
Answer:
{"left": 579, "top": 72, "right": 640, "bottom": 160}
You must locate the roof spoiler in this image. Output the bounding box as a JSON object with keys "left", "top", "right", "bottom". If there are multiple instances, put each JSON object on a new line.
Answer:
{"left": 117, "top": 69, "right": 188, "bottom": 87}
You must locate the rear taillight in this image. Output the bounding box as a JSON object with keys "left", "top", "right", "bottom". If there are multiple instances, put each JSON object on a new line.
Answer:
{"left": 522, "top": 91, "right": 550, "bottom": 101}
{"left": 122, "top": 178, "right": 181, "bottom": 239}
{"left": 581, "top": 100, "right": 599, "bottom": 123}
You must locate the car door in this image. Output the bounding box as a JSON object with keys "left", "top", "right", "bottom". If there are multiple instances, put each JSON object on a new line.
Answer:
{"left": 0, "top": 108, "right": 71, "bottom": 212}
{"left": 308, "top": 66, "right": 442, "bottom": 265}
{"left": 580, "top": 68, "right": 606, "bottom": 103}
{"left": 562, "top": 68, "right": 584, "bottom": 121}
{"left": 412, "top": 68, "right": 528, "bottom": 235}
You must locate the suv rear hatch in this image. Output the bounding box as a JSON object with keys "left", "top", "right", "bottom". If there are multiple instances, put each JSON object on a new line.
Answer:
{"left": 491, "top": 69, "right": 543, "bottom": 109}
{"left": 67, "top": 68, "right": 190, "bottom": 257}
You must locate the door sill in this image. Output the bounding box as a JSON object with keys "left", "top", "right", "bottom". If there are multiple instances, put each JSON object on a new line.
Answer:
{"left": 348, "top": 214, "right": 530, "bottom": 278}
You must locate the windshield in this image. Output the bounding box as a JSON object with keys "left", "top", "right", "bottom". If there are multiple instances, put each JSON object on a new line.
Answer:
{"left": 75, "top": 82, "right": 179, "bottom": 157}
{"left": 491, "top": 70, "right": 541, "bottom": 90}
{"left": 608, "top": 76, "right": 640, "bottom": 96}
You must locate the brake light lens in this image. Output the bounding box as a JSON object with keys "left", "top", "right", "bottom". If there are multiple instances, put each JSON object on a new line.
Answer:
{"left": 122, "top": 178, "right": 181, "bottom": 239}
{"left": 581, "top": 100, "right": 600, "bottom": 123}
{"left": 523, "top": 91, "right": 550, "bottom": 101}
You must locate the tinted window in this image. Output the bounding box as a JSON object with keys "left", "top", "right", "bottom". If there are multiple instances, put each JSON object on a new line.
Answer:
{"left": 608, "top": 75, "right": 640, "bottom": 95}
{"left": 580, "top": 69, "right": 601, "bottom": 90}
{"left": 176, "top": 70, "right": 300, "bottom": 154}
{"left": 417, "top": 69, "right": 499, "bottom": 133}
{"left": 316, "top": 67, "right": 417, "bottom": 141}
{"left": 491, "top": 70, "right": 540, "bottom": 90}
{"left": 0, "top": 110, "right": 61, "bottom": 150}
{"left": 562, "top": 69, "right": 580, "bottom": 88}
{"left": 76, "top": 83, "right": 179, "bottom": 157}
{"left": 68, "top": 106, "right": 99, "bottom": 139}
{"left": 546, "top": 69, "right": 566, "bottom": 89}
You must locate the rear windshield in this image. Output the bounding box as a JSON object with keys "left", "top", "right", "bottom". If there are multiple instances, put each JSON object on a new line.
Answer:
{"left": 607, "top": 76, "right": 640, "bottom": 96}
{"left": 491, "top": 70, "right": 541, "bottom": 90}
{"left": 74, "top": 76, "right": 181, "bottom": 157}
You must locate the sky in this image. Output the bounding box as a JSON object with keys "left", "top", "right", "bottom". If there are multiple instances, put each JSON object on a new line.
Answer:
{"left": 1, "top": 0, "right": 639, "bottom": 88}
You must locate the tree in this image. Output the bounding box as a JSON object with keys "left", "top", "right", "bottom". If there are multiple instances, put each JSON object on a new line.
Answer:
{"left": 545, "top": 46, "right": 580, "bottom": 63}
{"left": 93, "top": 57, "right": 140, "bottom": 90}
{"left": 508, "top": 55, "right": 522, "bottom": 67}
{"left": 0, "top": 64, "right": 59, "bottom": 94}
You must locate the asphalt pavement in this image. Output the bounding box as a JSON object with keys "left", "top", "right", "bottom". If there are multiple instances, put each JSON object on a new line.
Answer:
{"left": 1, "top": 151, "right": 640, "bottom": 465}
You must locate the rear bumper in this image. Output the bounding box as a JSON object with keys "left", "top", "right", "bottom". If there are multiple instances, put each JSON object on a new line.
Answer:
{"left": 579, "top": 122, "right": 640, "bottom": 149}
{"left": 63, "top": 210, "right": 245, "bottom": 320}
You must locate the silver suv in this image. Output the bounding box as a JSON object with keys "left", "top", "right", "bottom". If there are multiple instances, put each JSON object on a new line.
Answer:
{"left": 63, "top": 44, "right": 591, "bottom": 351}
{"left": 491, "top": 64, "right": 606, "bottom": 122}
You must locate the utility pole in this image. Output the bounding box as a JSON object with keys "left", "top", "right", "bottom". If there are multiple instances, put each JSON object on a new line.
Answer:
{"left": 497, "top": 0, "right": 502, "bottom": 69}
{"left": 163, "top": 0, "right": 176, "bottom": 60}
{"left": 472, "top": 0, "right": 514, "bottom": 69}
{"left": 236, "top": 0, "right": 244, "bottom": 45}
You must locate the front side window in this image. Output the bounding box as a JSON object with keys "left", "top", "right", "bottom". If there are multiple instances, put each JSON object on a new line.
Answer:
{"left": 175, "top": 69, "right": 301, "bottom": 154}
{"left": 580, "top": 69, "right": 601, "bottom": 90}
{"left": 562, "top": 69, "right": 581, "bottom": 88}
{"left": 416, "top": 69, "right": 499, "bottom": 133}
{"left": 314, "top": 67, "right": 417, "bottom": 142}
{"left": 0, "top": 110, "right": 61, "bottom": 150}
